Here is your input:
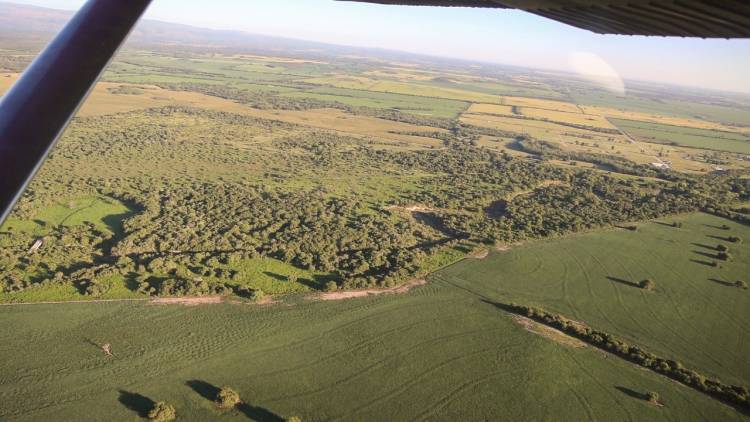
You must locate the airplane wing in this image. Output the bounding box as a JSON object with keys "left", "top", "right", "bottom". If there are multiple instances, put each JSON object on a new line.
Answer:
{"left": 344, "top": 0, "right": 750, "bottom": 38}
{"left": 0, "top": 0, "right": 748, "bottom": 224}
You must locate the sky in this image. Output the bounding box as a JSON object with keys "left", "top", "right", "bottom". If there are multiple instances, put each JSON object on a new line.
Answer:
{"left": 8, "top": 0, "right": 750, "bottom": 93}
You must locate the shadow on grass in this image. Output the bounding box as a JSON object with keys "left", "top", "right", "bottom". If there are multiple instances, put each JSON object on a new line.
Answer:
{"left": 186, "top": 379, "right": 220, "bottom": 402}
{"left": 187, "top": 379, "right": 284, "bottom": 421}
{"left": 606, "top": 276, "right": 640, "bottom": 289}
{"left": 615, "top": 386, "right": 647, "bottom": 401}
{"left": 263, "top": 271, "right": 287, "bottom": 282}
{"left": 692, "top": 250, "right": 719, "bottom": 260}
{"left": 690, "top": 259, "right": 715, "bottom": 267}
{"left": 709, "top": 278, "right": 734, "bottom": 287}
{"left": 118, "top": 390, "right": 155, "bottom": 418}
{"left": 692, "top": 243, "right": 719, "bottom": 251}
{"left": 237, "top": 403, "right": 285, "bottom": 422}
{"left": 707, "top": 235, "right": 732, "bottom": 242}
{"left": 652, "top": 221, "right": 676, "bottom": 227}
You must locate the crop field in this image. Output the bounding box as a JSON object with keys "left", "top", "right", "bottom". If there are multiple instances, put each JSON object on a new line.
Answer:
{"left": 281, "top": 86, "right": 469, "bottom": 118}
{"left": 611, "top": 118, "right": 750, "bottom": 154}
{"left": 433, "top": 212, "right": 750, "bottom": 386}
{"left": 1, "top": 282, "right": 746, "bottom": 422}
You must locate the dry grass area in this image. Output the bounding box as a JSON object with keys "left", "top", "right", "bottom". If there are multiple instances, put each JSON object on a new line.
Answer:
{"left": 503, "top": 96, "right": 582, "bottom": 113}
{"left": 0, "top": 74, "right": 447, "bottom": 148}
{"left": 511, "top": 314, "right": 586, "bottom": 348}
{"left": 582, "top": 105, "right": 750, "bottom": 134}
{"left": 316, "top": 279, "right": 427, "bottom": 301}
{"left": 149, "top": 296, "right": 223, "bottom": 306}
{"left": 520, "top": 107, "right": 615, "bottom": 129}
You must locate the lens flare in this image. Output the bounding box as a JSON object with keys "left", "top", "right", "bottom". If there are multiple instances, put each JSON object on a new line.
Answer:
{"left": 568, "top": 52, "right": 625, "bottom": 96}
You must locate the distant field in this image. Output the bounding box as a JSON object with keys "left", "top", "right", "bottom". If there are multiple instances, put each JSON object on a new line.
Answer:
{"left": 611, "top": 118, "right": 750, "bottom": 154}
{"left": 433, "top": 212, "right": 750, "bottom": 386}
{"left": 0, "top": 283, "right": 744, "bottom": 421}
{"left": 303, "top": 75, "right": 505, "bottom": 104}
{"left": 282, "top": 86, "right": 469, "bottom": 118}
{"left": 571, "top": 91, "right": 750, "bottom": 128}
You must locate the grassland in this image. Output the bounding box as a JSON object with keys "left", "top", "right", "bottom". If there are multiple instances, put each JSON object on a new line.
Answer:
{"left": 432, "top": 213, "right": 750, "bottom": 387}
{"left": 612, "top": 118, "right": 750, "bottom": 154}
{"left": 1, "top": 282, "right": 746, "bottom": 421}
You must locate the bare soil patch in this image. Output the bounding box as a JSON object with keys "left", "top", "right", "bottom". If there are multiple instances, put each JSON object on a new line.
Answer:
{"left": 469, "top": 248, "right": 489, "bottom": 259}
{"left": 316, "top": 279, "right": 427, "bottom": 301}
{"left": 511, "top": 314, "right": 586, "bottom": 348}
{"left": 149, "top": 296, "right": 223, "bottom": 306}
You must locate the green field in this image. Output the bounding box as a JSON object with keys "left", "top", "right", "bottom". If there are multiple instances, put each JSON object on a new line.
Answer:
{"left": 282, "top": 86, "right": 469, "bottom": 118}
{"left": 0, "top": 282, "right": 744, "bottom": 421}
{"left": 611, "top": 118, "right": 750, "bottom": 154}
{"left": 433, "top": 213, "right": 750, "bottom": 386}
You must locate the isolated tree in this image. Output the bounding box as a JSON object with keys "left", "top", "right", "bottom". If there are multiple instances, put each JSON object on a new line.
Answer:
{"left": 148, "top": 402, "right": 176, "bottom": 422}
{"left": 716, "top": 251, "right": 731, "bottom": 261}
{"left": 716, "top": 244, "right": 728, "bottom": 252}
{"left": 250, "top": 289, "right": 265, "bottom": 302}
{"left": 325, "top": 281, "right": 338, "bottom": 292}
{"left": 286, "top": 274, "right": 298, "bottom": 283}
{"left": 215, "top": 386, "right": 241, "bottom": 409}
{"left": 646, "top": 391, "right": 660, "bottom": 405}
{"left": 639, "top": 279, "right": 655, "bottom": 291}
{"left": 736, "top": 280, "right": 749, "bottom": 290}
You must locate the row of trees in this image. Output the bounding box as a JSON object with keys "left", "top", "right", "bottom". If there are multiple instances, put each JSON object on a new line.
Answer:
{"left": 506, "top": 303, "right": 750, "bottom": 411}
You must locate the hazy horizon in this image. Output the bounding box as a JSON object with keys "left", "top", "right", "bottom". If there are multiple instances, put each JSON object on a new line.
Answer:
{"left": 5, "top": 0, "right": 750, "bottom": 95}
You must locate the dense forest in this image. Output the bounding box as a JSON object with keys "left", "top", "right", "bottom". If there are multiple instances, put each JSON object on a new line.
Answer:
{"left": 1, "top": 100, "right": 749, "bottom": 299}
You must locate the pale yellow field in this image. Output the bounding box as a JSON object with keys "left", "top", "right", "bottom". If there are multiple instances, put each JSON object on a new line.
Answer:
{"left": 461, "top": 112, "right": 618, "bottom": 143}
{"left": 0, "top": 74, "right": 445, "bottom": 149}
{"left": 519, "top": 107, "right": 615, "bottom": 129}
{"left": 466, "top": 103, "right": 515, "bottom": 115}
{"left": 503, "top": 96, "right": 582, "bottom": 113}
{"left": 580, "top": 105, "right": 749, "bottom": 134}
{"left": 302, "top": 75, "right": 502, "bottom": 103}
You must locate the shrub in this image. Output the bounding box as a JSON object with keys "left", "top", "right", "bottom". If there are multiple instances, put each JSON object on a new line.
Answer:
{"left": 325, "top": 281, "right": 338, "bottom": 292}
{"left": 639, "top": 279, "right": 655, "bottom": 290}
{"left": 287, "top": 417, "right": 302, "bottom": 422}
{"left": 716, "top": 244, "right": 728, "bottom": 252}
{"left": 736, "top": 280, "right": 749, "bottom": 290}
{"left": 148, "top": 402, "right": 176, "bottom": 422}
{"left": 646, "top": 391, "right": 660, "bottom": 404}
{"left": 250, "top": 289, "right": 265, "bottom": 302}
{"left": 716, "top": 251, "right": 731, "bottom": 261}
{"left": 215, "top": 386, "right": 241, "bottom": 409}
{"left": 728, "top": 236, "right": 741, "bottom": 243}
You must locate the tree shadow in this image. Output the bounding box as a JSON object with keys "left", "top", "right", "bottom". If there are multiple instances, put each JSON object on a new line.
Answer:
{"left": 690, "top": 259, "right": 714, "bottom": 267}
{"left": 615, "top": 386, "right": 647, "bottom": 401}
{"left": 118, "top": 390, "right": 155, "bottom": 418}
{"left": 703, "top": 224, "right": 729, "bottom": 230}
{"left": 263, "top": 272, "right": 287, "bottom": 282}
{"left": 606, "top": 276, "right": 640, "bottom": 289}
{"left": 707, "top": 235, "right": 732, "bottom": 242}
{"left": 237, "top": 403, "right": 285, "bottom": 422}
{"left": 123, "top": 272, "right": 141, "bottom": 292}
{"left": 692, "top": 250, "right": 719, "bottom": 260}
{"left": 186, "top": 379, "right": 220, "bottom": 402}
{"left": 708, "top": 278, "right": 734, "bottom": 287}
{"left": 692, "top": 243, "right": 719, "bottom": 251}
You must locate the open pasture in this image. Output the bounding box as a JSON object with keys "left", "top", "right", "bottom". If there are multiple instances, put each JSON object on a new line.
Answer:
{"left": 282, "top": 86, "right": 469, "bottom": 118}
{"left": 433, "top": 212, "right": 750, "bottom": 386}
{"left": 611, "top": 118, "right": 750, "bottom": 155}
{"left": 0, "top": 282, "right": 745, "bottom": 421}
